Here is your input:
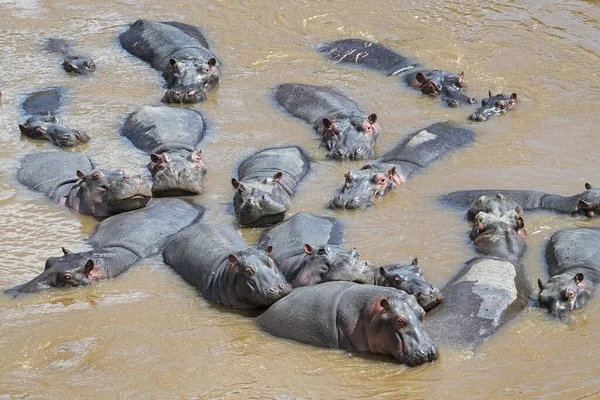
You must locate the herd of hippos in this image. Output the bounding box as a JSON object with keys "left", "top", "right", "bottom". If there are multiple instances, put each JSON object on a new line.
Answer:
{"left": 4, "top": 19, "right": 600, "bottom": 368}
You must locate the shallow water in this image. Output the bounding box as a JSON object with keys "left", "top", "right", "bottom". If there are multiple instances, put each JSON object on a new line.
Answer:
{"left": 1, "top": 0, "right": 600, "bottom": 398}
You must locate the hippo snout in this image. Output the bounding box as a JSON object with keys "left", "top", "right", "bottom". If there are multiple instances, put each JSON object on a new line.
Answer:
{"left": 469, "top": 112, "right": 487, "bottom": 122}
{"left": 403, "top": 344, "right": 439, "bottom": 367}
{"left": 329, "top": 195, "right": 372, "bottom": 210}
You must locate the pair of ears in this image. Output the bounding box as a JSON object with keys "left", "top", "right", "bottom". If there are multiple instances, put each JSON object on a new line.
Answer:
{"left": 75, "top": 170, "right": 104, "bottom": 180}
{"left": 321, "top": 114, "right": 378, "bottom": 130}
{"left": 60, "top": 248, "right": 96, "bottom": 278}
{"left": 169, "top": 57, "right": 217, "bottom": 67}
{"left": 485, "top": 91, "right": 518, "bottom": 101}
{"left": 149, "top": 150, "right": 203, "bottom": 163}
{"left": 379, "top": 257, "right": 419, "bottom": 282}
{"left": 537, "top": 273, "right": 585, "bottom": 291}
{"left": 228, "top": 246, "right": 274, "bottom": 277}
{"left": 231, "top": 172, "right": 283, "bottom": 190}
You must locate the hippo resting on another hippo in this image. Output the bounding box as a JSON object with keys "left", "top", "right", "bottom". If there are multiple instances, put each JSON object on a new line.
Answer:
{"left": 6, "top": 199, "right": 205, "bottom": 295}
{"left": 163, "top": 224, "right": 291, "bottom": 308}
{"left": 231, "top": 146, "right": 310, "bottom": 227}
{"left": 319, "top": 39, "right": 476, "bottom": 108}
{"left": 17, "top": 151, "right": 151, "bottom": 218}
{"left": 257, "top": 282, "right": 439, "bottom": 367}
{"left": 538, "top": 228, "right": 600, "bottom": 319}
{"left": 257, "top": 212, "right": 442, "bottom": 310}
{"left": 120, "top": 106, "right": 207, "bottom": 196}
{"left": 443, "top": 183, "right": 600, "bottom": 218}
{"left": 19, "top": 88, "right": 89, "bottom": 147}
{"left": 44, "top": 38, "right": 95, "bottom": 75}
{"left": 119, "top": 20, "right": 220, "bottom": 103}
{"left": 330, "top": 122, "right": 475, "bottom": 209}
{"left": 274, "top": 83, "right": 380, "bottom": 160}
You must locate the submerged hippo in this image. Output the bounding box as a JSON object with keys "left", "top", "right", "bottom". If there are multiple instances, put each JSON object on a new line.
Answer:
{"left": 538, "top": 228, "right": 600, "bottom": 319}
{"left": 119, "top": 19, "right": 220, "bottom": 103}
{"left": 257, "top": 282, "right": 438, "bottom": 366}
{"left": 163, "top": 224, "right": 291, "bottom": 308}
{"left": 231, "top": 146, "right": 310, "bottom": 227}
{"left": 330, "top": 121, "right": 475, "bottom": 209}
{"left": 274, "top": 83, "right": 380, "bottom": 160}
{"left": 469, "top": 91, "right": 517, "bottom": 122}
{"left": 17, "top": 151, "right": 151, "bottom": 218}
{"left": 443, "top": 183, "right": 600, "bottom": 218}
{"left": 6, "top": 199, "right": 204, "bottom": 295}
{"left": 44, "top": 38, "right": 95, "bottom": 75}
{"left": 19, "top": 88, "right": 89, "bottom": 147}
{"left": 120, "top": 106, "right": 207, "bottom": 196}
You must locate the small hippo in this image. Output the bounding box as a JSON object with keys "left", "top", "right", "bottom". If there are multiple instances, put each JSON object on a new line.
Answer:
{"left": 404, "top": 70, "right": 476, "bottom": 107}
{"left": 443, "top": 183, "right": 600, "bottom": 218}
{"left": 163, "top": 224, "right": 291, "bottom": 308}
{"left": 274, "top": 83, "right": 380, "bottom": 160}
{"left": 44, "top": 38, "right": 96, "bottom": 75}
{"left": 538, "top": 228, "right": 600, "bottom": 319}
{"left": 6, "top": 199, "right": 205, "bottom": 295}
{"left": 120, "top": 106, "right": 207, "bottom": 196}
{"left": 330, "top": 122, "right": 475, "bottom": 209}
{"left": 257, "top": 282, "right": 438, "bottom": 366}
{"left": 17, "top": 151, "right": 151, "bottom": 218}
{"left": 469, "top": 91, "right": 517, "bottom": 122}
{"left": 231, "top": 146, "right": 310, "bottom": 227}
{"left": 119, "top": 20, "right": 221, "bottom": 103}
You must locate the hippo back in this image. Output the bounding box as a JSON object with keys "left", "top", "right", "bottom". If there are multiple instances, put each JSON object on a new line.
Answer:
{"left": 545, "top": 228, "right": 600, "bottom": 276}
{"left": 21, "top": 88, "right": 63, "bottom": 115}
{"left": 160, "top": 21, "right": 210, "bottom": 49}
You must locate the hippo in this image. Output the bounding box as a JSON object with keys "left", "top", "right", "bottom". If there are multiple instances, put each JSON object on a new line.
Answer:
{"left": 231, "top": 146, "right": 310, "bottom": 227}
{"left": 44, "top": 38, "right": 95, "bottom": 75}
{"left": 6, "top": 199, "right": 205, "bottom": 295}
{"left": 163, "top": 224, "right": 291, "bottom": 308}
{"left": 538, "top": 228, "right": 600, "bottom": 319}
{"left": 17, "top": 151, "right": 151, "bottom": 218}
{"left": 120, "top": 106, "right": 207, "bottom": 196}
{"left": 469, "top": 91, "right": 517, "bottom": 121}
{"left": 443, "top": 183, "right": 600, "bottom": 218}
{"left": 274, "top": 83, "right": 380, "bottom": 160}
{"left": 466, "top": 193, "right": 523, "bottom": 221}
{"left": 470, "top": 209, "right": 527, "bottom": 262}
{"left": 19, "top": 88, "right": 89, "bottom": 147}
{"left": 119, "top": 19, "right": 220, "bottom": 103}
{"left": 404, "top": 70, "right": 476, "bottom": 107}
{"left": 257, "top": 282, "right": 438, "bottom": 366}
{"left": 330, "top": 122, "right": 475, "bottom": 209}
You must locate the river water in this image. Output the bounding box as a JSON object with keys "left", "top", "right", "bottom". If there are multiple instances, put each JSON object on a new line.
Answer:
{"left": 1, "top": 0, "right": 599, "bottom": 398}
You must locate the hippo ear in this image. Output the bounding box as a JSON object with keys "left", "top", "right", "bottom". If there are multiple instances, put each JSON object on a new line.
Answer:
{"left": 496, "top": 193, "right": 505, "bottom": 201}
{"left": 516, "top": 217, "right": 525, "bottom": 230}
{"left": 459, "top": 71, "right": 464, "bottom": 79}
{"left": 231, "top": 178, "right": 240, "bottom": 189}
{"left": 264, "top": 245, "right": 273, "bottom": 254}
{"left": 84, "top": 259, "right": 95, "bottom": 278}
{"left": 416, "top": 72, "right": 426, "bottom": 83}
{"left": 574, "top": 273, "right": 584, "bottom": 284}
{"left": 228, "top": 254, "right": 239, "bottom": 266}
{"left": 488, "top": 90, "right": 493, "bottom": 98}
{"left": 303, "top": 244, "right": 313, "bottom": 255}
{"left": 578, "top": 199, "right": 591, "bottom": 211}
{"left": 411, "top": 257, "right": 419, "bottom": 266}
{"left": 368, "top": 114, "right": 377, "bottom": 124}
{"left": 380, "top": 298, "right": 391, "bottom": 311}
{"left": 379, "top": 267, "right": 389, "bottom": 279}
{"left": 322, "top": 118, "right": 333, "bottom": 129}
{"left": 481, "top": 98, "right": 489, "bottom": 106}
{"left": 18, "top": 124, "right": 28, "bottom": 134}
{"left": 61, "top": 247, "right": 71, "bottom": 255}
{"left": 585, "top": 183, "right": 592, "bottom": 190}
{"left": 538, "top": 278, "right": 545, "bottom": 291}
{"left": 169, "top": 58, "right": 177, "bottom": 66}
{"left": 194, "top": 150, "right": 203, "bottom": 161}
{"left": 91, "top": 171, "right": 102, "bottom": 181}
{"left": 510, "top": 93, "right": 517, "bottom": 100}
{"left": 150, "top": 153, "right": 161, "bottom": 163}
{"left": 208, "top": 58, "right": 216, "bottom": 67}
{"left": 76, "top": 170, "right": 86, "bottom": 179}
{"left": 272, "top": 171, "right": 283, "bottom": 182}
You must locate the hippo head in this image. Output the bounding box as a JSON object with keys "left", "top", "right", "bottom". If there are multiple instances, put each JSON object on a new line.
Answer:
{"left": 378, "top": 258, "right": 443, "bottom": 311}
{"left": 329, "top": 163, "right": 405, "bottom": 209}
{"left": 62, "top": 55, "right": 95, "bottom": 75}
{"left": 469, "top": 91, "right": 517, "bottom": 122}
{"left": 317, "top": 114, "right": 379, "bottom": 160}
{"left": 162, "top": 57, "right": 219, "bottom": 103}
{"left": 19, "top": 114, "right": 90, "bottom": 147}
{"left": 291, "top": 244, "right": 373, "bottom": 287}
{"left": 575, "top": 183, "right": 600, "bottom": 218}
{"left": 148, "top": 150, "right": 206, "bottom": 196}
{"left": 469, "top": 210, "right": 527, "bottom": 259}
{"left": 228, "top": 247, "right": 291, "bottom": 307}
{"left": 232, "top": 172, "right": 291, "bottom": 227}
{"left": 538, "top": 272, "right": 593, "bottom": 319}
{"left": 366, "top": 294, "right": 439, "bottom": 366}
{"left": 6, "top": 248, "right": 100, "bottom": 295}
{"left": 467, "top": 193, "right": 523, "bottom": 221}
{"left": 470, "top": 209, "right": 526, "bottom": 241}
{"left": 415, "top": 72, "right": 442, "bottom": 96}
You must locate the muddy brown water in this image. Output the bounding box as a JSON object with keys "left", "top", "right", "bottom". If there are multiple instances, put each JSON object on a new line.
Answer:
{"left": 1, "top": 0, "right": 600, "bottom": 398}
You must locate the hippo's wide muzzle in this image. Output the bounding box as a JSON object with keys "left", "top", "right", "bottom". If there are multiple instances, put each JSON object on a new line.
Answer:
{"left": 106, "top": 174, "right": 152, "bottom": 213}
{"left": 162, "top": 85, "right": 207, "bottom": 104}
{"left": 62, "top": 55, "right": 96, "bottom": 75}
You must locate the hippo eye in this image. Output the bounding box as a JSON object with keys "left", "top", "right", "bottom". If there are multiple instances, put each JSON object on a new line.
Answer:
{"left": 394, "top": 315, "right": 407, "bottom": 330}
{"left": 317, "top": 248, "right": 327, "bottom": 255}
{"left": 62, "top": 273, "right": 72, "bottom": 281}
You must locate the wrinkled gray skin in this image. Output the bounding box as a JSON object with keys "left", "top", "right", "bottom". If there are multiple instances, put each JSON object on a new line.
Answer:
{"left": 17, "top": 152, "right": 151, "bottom": 218}
{"left": 443, "top": 183, "right": 600, "bottom": 218}
{"left": 119, "top": 20, "right": 220, "bottom": 103}
{"left": 7, "top": 199, "right": 204, "bottom": 295}
{"left": 469, "top": 91, "right": 517, "bottom": 121}
{"left": 274, "top": 83, "right": 380, "bottom": 160}
{"left": 330, "top": 122, "right": 475, "bottom": 209}
{"left": 44, "top": 38, "right": 96, "bottom": 75}
{"left": 163, "top": 224, "right": 291, "bottom": 308}
{"left": 258, "top": 282, "right": 438, "bottom": 366}
{"left": 467, "top": 193, "right": 523, "bottom": 221}
{"left": 538, "top": 228, "right": 600, "bottom": 319}
{"left": 19, "top": 89, "right": 89, "bottom": 147}
{"left": 121, "top": 106, "right": 207, "bottom": 196}
{"left": 231, "top": 146, "right": 310, "bottom": 227}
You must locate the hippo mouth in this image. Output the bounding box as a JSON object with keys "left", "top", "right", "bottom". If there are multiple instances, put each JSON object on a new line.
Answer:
{"left": 151, "top": 168, "right": 206, "bottom": 196}
{"left": 162, "top": 86, "right": 207, "bottom": 104}
{"left": 327, "top": 145, "right": 375, "bottom": 161}
{"left": 395, "top": 333, "right": 439, "bottom": 367}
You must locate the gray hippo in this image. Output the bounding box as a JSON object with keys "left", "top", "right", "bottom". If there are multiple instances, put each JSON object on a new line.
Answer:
{"left": 274, "top": 83, "right": 380, "bottom": 160}
{"left": 319, "top": 39, "right": 476, "bottom": 107}
{"left": 330, "top": 122, "right": 475, "bottom": 209}
{"left": 469, "top": 91, "right": 517, "bottom": 122}
{"left": 120, "top": 106, "right": 207, "bottom": 196}
{"left": 257, "top": 282, "right": 439, "bottom": 366}
{"left": 538, "top": 228, "right": 600, "bottom": 318}
{"left": 119, "top": 20, "right": 220, "bottom": 103}
{"left": 6, "top": 199, "right": 204, "bottom": 295}
{"left": 17, "top": 151, "right": 151, "bottom": 218}
{"left": 163, "top": 224, "right": 291, "bottom": 308}
{"left": 19, "top": 88, "right": 89, "bottom": 147}
{"left": 44, "top": 38, "right": 96, "bottom": 75}
{"left": 443, "top": 183, "right": 600, "bottom": 218}
{"left": 231, "top": 146, "right": 310, "bottom": 227}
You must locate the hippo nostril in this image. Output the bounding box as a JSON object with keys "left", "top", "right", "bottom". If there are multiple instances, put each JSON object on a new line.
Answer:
{"left": 268, "top": 288, "right": 276, "bottom": 294}
{"left": 123, "top": 176, "right": 129, "bottom": 180}
{"left": 468, "top": 97, "right": 476, "bottom": 104}
{"left": 279, "top": 284, "right": 285, "bottom": 290}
